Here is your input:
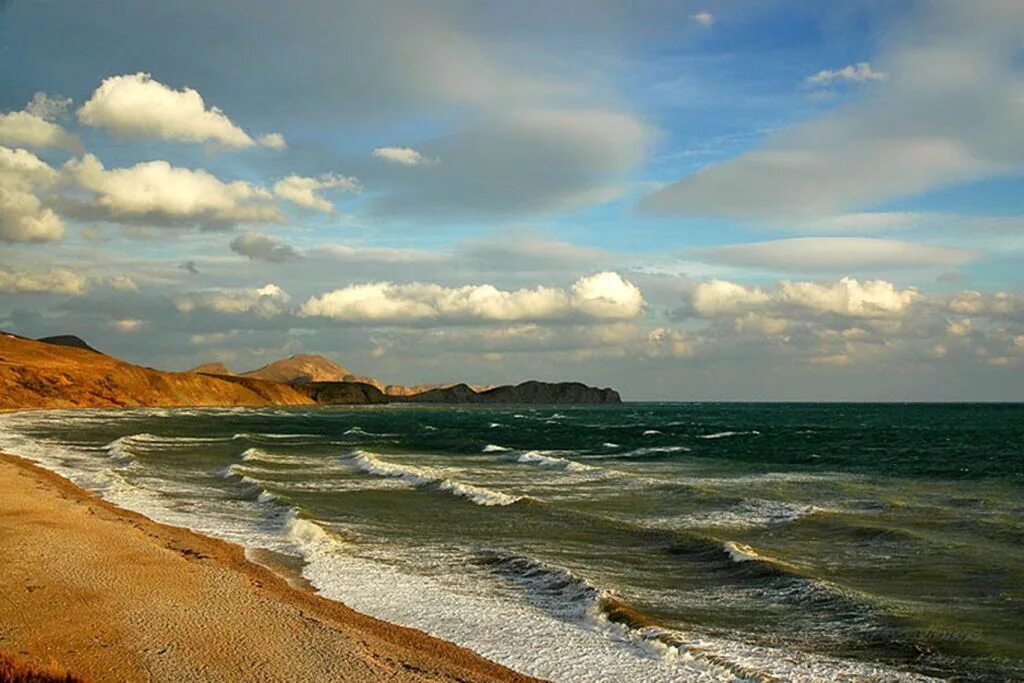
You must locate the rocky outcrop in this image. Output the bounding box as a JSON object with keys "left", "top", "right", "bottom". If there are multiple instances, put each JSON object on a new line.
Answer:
{"left": 296, "top": 381, "right": 388, "bottom": 405}
{"left": 385, "top": 383, "right": 494, "bottom": 397}
{"left": 37, "top": 335, "right": 102, "bottom": 354}
{"left": 480, "top": 381, "right": 621, "bottom": 404}
{"left": 397, "top": 380, "right": 621, "bottom": 405}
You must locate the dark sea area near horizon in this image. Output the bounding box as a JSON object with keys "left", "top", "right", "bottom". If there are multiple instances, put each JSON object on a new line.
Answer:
{"left": 1, "top": 402, "right": 1021, "bottom": 682}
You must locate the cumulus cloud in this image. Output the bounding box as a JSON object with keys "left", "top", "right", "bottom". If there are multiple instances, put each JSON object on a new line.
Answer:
{"left": 373, "top": 146, "right": 431, "bottom": 165}
{"left": 694, "top": 237, "right": 977, "bottom": 271}
{"left": 77, "top": 73, "right": 283, "bottom": 149}
{"left": 692, "top": 277, "right": 918, "bottom": 318}
{"left": 230, "top": 232, "right": 301, "bottom": 262}
{"left": 0, "top": 108, "right": 80, "bottom": 151}
{"left": 174, "top": 283, "right": 290, "bottom": 316}
{"left": 692, "top": 280, "right": 771, "bottom": 316}
{"left": 947, "top": 290, "right": 1022, "bottom": 318}
{"left": 0, "top": 266, "right": 88, "bottom": 295}
{"left": 804, "top": 62, "right": 888, "bottom": 87}
{"left": 272, "top": 173, "right": 360, "bottom": 213}
{"left": 641, "top": 3, "right": 1024, "bottom": 219}
{"left": 646, "top": 327, "right": 695, "bottom": 357}
{"left": 300, "top": 271, "right": 643, "bottom": 324}
{"left": 0, "top": 146, "right": 64, "bottom": 243}
{"left": 63, "top": 154, "right": 282, "bottom": 226}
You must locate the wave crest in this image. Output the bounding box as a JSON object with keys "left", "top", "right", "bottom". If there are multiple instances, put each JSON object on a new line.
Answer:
{"left": 344, "top": 451, "right": 522, "bottom": 507}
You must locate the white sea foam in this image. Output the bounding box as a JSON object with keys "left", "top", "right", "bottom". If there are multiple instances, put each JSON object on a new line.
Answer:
{"left": 643, "top": 429, "right": 662, "bottom": 436}
{"left": 652, "top": 499, "right": 819, "bottom": 531}
{"left": 345, "top": 451, "right": 521, "bottom": 506}
{"left": 700, "top": 430, "right": 761, "bottom": 440}
{"left": 723, "top": 541, "right": 760, "bottom": 563}
{"left": 514, "top": 451, "right": 595, "bottom": 474}
{"left": 603, "top": 442, "right": 619, "bottom": 448}
{"left": 616, "top": 445, "right": 691, "bottom": 458}
{"left": 482, "top": 444, "right": 510, "bottom": 453}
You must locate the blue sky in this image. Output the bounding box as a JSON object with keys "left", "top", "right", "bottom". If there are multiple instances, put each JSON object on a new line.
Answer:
{"left": 1, "top": 0, "right": 1022, "bottom": 399}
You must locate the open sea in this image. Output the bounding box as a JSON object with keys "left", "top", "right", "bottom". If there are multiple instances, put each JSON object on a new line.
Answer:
{"left": 1, "top": 403, "right": 1022, "bottom": 682}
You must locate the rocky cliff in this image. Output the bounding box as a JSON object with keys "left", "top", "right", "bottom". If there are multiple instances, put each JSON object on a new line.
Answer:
{"left": 296, "top": 382, "right": 388, "bottom": 405}
{"left": 396, "top": 381, "right": 621, "bottom": 405}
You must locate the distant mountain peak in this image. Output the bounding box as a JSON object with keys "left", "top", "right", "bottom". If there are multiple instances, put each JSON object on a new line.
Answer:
{"left": 241, "top": 354, "right": 351, "bottom": 385}
{"left": 187, "top": 362, "right": 235, "bottom": 376}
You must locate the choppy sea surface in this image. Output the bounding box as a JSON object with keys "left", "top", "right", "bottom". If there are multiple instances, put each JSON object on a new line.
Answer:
{"left": 2, "top": 403, "right": 1022, "bottom": 682}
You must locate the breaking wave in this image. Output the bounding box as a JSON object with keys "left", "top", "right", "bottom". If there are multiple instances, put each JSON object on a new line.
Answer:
{"left": 700, "top": 430, "right": 761, "bottom": 440}
{"left": 344, "top": 450, "right": 522, "bottom": 506}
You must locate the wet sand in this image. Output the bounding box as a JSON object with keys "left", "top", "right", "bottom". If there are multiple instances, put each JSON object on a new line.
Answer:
{"left": 0, "top": 451, "right": 539, "bottom": 682}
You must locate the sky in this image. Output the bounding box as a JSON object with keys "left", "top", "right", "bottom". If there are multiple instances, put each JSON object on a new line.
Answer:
{"left": 1, "top": 0, "right": 1022, "bottom": 401}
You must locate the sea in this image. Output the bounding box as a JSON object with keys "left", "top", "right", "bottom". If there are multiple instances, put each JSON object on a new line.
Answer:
{"left": 1, "top": 403, "right": 1021, "bottom": 682}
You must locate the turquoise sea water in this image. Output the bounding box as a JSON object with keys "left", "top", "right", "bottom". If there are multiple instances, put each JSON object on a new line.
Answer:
{"left": 1, "top": 403, "right": 1021, "bottom": 682}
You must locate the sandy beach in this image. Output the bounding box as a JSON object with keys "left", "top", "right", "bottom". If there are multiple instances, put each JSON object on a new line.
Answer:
{"left": 0, "top": 451, "right": 537, "bottom": 683}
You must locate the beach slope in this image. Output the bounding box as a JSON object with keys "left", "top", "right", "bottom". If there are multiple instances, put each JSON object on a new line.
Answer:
{"left": 0, "top": 452, "right": 536, "bottom": 683}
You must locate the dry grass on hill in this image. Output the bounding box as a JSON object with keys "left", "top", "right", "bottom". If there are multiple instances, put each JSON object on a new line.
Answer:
{"left": 0, "top": 653, "right": 81, "bottom": 683}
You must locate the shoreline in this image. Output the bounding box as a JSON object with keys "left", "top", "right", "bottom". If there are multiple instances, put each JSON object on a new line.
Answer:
{"left": 0, "top": 450, "right": 539, "bottom": 683}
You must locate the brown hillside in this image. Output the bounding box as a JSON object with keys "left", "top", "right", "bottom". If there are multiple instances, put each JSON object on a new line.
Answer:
{"left": 241, "top": 354, "right": 351, "bottom": 384}
{"left": 188, "top": 362, "right": 235, "bottom": 375}
{"left": 0, "top": 334, "right": 314, "bottom": 410}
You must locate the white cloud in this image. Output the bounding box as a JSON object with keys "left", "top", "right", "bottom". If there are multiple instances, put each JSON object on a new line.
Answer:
{"left": 691, "top": 12, "right": 715, "bottom": 27}
{"left": 694, "top": 237, "right": 977, "bottom": 271}
{"left": 947, "top": 290, "right": 1023, "bottom": 317}
{"left": 110, "top": 318, "right": 144, "bottom": 332}
{"left": 373, "top": 146, "right": 431, "bottom": 165}
{"left": 0, "top": 110, "right": 80, "bottom": 151}
{"left": 947, "top": 318, "right": 971, "bottom": 336}
{"left": 25, "top": 93, "right": 72, "bottom": 121}
{"left": 175, "top": 283, "right": 291, "bottom": 316}
{"left": 693, "top": 277, "right": 918, "bottom": 318}
{"left": 646, "top": 328, "right": 695, "bottom": 357}
{"left": 641, "top": 3, "right": 1024, "bottom": 219}
{"left": 257, "top": 133, "right": 287, "bottom": 150}
{"left": 316, "top": 244, "right": 449, "bottom": 264}
{"left": 272, "top": 173, "right": 360, "bottom": 213}
{"left": 692, "top": 280, "right": 771, "bottom": 316}
{"left": 804, "top": 62, "right": 888, "bottom": 87}
{"left": 0, "top": 146, "right": 64, "bottom": 243}
{"left": 105, "top": 275, "right": 139, "bottom": 292}
{"left": 300, "top": 272, "right": 644, "bottom": 324}
{"left": 230, "top": 232, "right": 301, "bottom": 262}
{"left": 77, "top": 73, "right": 283, "bottom": 149}
{"left": 0, "top": 266, "right": 87, "bottom": 295}
{"left": 777, "top": 278, "right": 918, "bottom": 316}
{"left": 64, "top": 153, "right": 282, "bottom": 226}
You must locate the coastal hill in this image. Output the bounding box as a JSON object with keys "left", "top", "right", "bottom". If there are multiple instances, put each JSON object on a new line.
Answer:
{"left": 0, "top": 333, "right": 314, "bottom": 410}
{"left": 398, "top": 381, "right": 621, "bottom": 405}
{"left": 187, "top": 362, "right": 235, "bottom": 375}
{"left": 239, "top": 354, "right": 386, "bottom": 390}
{"left": 1, "top": 333, "right": 621, "bottom": 409}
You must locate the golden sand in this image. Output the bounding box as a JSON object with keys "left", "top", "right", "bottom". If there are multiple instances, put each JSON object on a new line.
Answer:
{"left": 0, "top": 452, "right": 538, "bottom": 682}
